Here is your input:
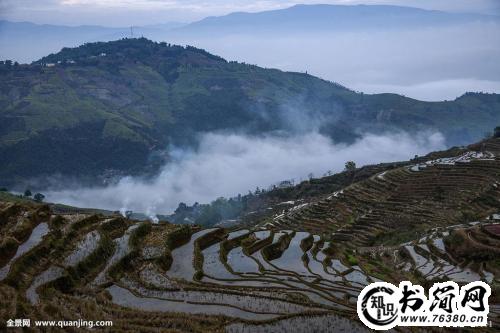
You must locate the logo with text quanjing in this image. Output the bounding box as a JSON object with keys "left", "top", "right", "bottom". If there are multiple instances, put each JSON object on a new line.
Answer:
{"left": 357, "top": 281, "right": 491, "bottom": 330}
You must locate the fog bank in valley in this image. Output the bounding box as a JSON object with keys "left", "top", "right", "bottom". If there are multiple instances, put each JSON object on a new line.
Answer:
{"left": 45, "top": 131, "right": 445, "bottom": 216}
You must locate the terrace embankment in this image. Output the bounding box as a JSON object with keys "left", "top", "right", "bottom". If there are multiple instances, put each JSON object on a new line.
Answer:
{"left": 267, "top": 138, "right": 500, "bottom": 248}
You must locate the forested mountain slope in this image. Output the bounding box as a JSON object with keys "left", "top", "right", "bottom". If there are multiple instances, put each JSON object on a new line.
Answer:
{"left": 1, "top": 38, "right": 499, "bottom": 186}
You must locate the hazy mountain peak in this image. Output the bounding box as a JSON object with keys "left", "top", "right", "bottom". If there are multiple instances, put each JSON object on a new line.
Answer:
{"left": 34, "top": 37, "right": 226, "bottom": 65}
{"left": 175, "top": 3, "right": 497, "bottom": 34}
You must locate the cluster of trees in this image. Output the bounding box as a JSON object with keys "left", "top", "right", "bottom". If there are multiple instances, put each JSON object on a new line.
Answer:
{"left": 195, "top": 197, "right": 244, "bottom": 226}
{"left": 0, "top": 60, "right": 19, "bottom": 66}
{"left": 344, "top": 161, "right": 356, "bottom": 172}
{"left": 172, "top": 195, "right": 249, "bottom": 226}
{"left": 494, "top": 126, "right": 500, "bottom": 138}
{"left": 0, "top": 187, "right": 45, "bottom": 202}
{"left": 23, "top": 189, "right": 45, "bottom": 202}
{"left": 172, "top": 185, "right": 280, "bottom": 226}
{"left": 0, "top": 60, "right": 23, "bottom": 74}
{"left": 171, "top": 161, "right": 359, "bottom": 227}
{"left": 0, "top": 60, "right": 43, "bottom": 75}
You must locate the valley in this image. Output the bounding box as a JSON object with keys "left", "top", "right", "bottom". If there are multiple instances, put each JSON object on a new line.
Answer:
{"left": 1, "top": 137, "right": 500, "bottom": 331}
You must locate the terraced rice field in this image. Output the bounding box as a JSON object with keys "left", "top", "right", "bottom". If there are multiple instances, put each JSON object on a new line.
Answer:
{"left": 0, "top": 222, "right": 49, "bottom": 280}
{"left": 0, "top": 203, "right": 374, "bottom": 332}
{"left": 2, "top": 200, "right": 498, "bottom": 331}
{"left": 2, "top": 140, "right": 500, "bottom": 331}
{"left": 371, "top": 219, "right": 500, "bottom": 327}
{"left": 268, "top": 144, "right": 500, "bottom": 249}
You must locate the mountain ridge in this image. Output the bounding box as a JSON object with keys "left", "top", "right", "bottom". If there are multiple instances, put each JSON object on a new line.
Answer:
{"left": 1, "top": 38, "right": 499, "bottom": 188}
{"left": 172, "top": 4, "right": 500, "bottom": 35}
{"left": 2, "top": 4, "right": 499, "bottom": 63}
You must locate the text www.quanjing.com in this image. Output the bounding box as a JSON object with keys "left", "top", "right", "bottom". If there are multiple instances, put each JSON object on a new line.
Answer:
{"left": 400, "top": 314, "right": 487, "bottom": 325}
{"left": 34, "top": 319, "right": 113, "bottom": 328}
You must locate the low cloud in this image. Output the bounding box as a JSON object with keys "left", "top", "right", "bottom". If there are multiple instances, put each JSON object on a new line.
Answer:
{"left": 45, "top": 131, "right": 445, "bottom": 216}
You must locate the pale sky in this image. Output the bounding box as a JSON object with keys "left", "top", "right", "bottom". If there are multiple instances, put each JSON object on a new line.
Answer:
{"left": 1, "top": 0, "right": 499, "bottom": 26}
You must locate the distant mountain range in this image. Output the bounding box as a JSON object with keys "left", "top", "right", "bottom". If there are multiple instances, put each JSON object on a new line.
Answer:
{"left": 172, "top": 4, "right": 499, "bottom": 36}
{"left": 1, "top": 38, "right": 499, "bottom": 188}
{"left": 1, "top": 4, "right": 498, "bottom": 63}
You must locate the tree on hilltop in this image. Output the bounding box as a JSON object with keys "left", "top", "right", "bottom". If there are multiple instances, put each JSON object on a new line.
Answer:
{"left": 344, "top": 161, "right": 356, "bottom": 172}
{"left": 34, "top": 193, "right": 45, "bottom": 202}
{"left": 493, "top": 126, "right": 500, "bottom": 138}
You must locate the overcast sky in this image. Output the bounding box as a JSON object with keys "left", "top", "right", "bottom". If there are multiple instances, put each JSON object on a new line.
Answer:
{"left": 1, "top": 0, "right": 499, "bottom": 26}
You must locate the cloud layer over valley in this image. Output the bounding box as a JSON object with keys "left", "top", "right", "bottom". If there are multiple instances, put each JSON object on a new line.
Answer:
{"left": 45, "top": 131, "right": 445, "bottom": 216}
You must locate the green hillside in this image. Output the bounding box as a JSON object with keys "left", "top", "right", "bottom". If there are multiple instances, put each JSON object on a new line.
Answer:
{"left": 1, "top": 38, "right": 499, "bottom": 186}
